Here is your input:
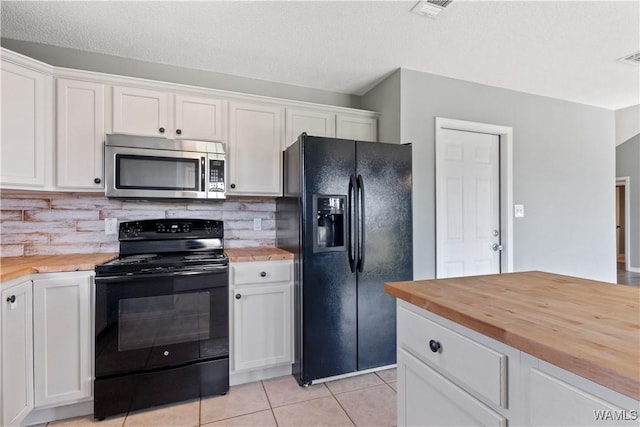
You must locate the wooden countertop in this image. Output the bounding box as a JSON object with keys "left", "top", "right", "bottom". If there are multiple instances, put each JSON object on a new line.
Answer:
{"left": 1, "top": 253, "right": 118, "bottom": 282}
{"left": 0, "top": 248, "right": 294, "bottom": 283}
{"left": 225, "top": 247, "right": 294, "bottom": 262}
{"left": 385, "top": 271, "right": 640, "bottom": 400}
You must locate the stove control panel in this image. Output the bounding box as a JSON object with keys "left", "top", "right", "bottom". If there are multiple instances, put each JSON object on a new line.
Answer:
{"left": 156, "top": 223, "right": 191, "bottom": 234}
{"left": 118, "top": 219, "right": 224, "bottom": 240}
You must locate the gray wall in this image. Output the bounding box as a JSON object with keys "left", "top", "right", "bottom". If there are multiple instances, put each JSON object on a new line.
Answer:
{"left": 361, "top": 70, "right": 401, "bottom": 144}
{"left": 363, "top": 68, "right": 617, "bottom": 283}
{"left": 616, "top": 134, "right": 640, "bottom": 270}
{"left": 1, "top": 38, "right": 361, "bottom": 109}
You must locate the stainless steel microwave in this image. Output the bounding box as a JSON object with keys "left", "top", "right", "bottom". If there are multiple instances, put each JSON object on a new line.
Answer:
{"left": 105, "top": 134, "right": 226, "bottom": 200}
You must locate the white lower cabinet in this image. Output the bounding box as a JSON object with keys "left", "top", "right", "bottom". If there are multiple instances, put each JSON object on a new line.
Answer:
{"left": 230, "top": 260, "right": 293, "bottom": 381}
{"left": 1, "top": 280, "right": 34, "bottom": 427}
{"left": 0, "top": 271, "right": 94, "bottom": 426}
{"left": 396, "top": 300, "right": 640, "bottom": 427}
{"left": 398, "top": 348, "right": 505, "bottom": 427}
{"left": 33, "top": 273, "right": 93, "bottom": 408}
{"left": 522, "top": 355, "right": 640, "bottom": 426}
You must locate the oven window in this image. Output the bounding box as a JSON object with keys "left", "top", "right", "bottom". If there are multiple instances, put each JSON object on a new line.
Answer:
{"left": 118, "top": 292, "right": 210, "bottom": 351}
{"left": 116, "top": 154, "right": 199, "bottom": 191}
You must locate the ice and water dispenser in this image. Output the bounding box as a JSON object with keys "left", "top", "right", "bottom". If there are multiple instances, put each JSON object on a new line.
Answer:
{"left": 314, "top": 195, "right": 346, "bottom": 252}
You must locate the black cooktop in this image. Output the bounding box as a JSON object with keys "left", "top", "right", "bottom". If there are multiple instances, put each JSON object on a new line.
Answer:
{"left": 95, "top": 219, "right": 227, "bottom": 276}
{"left": 96, "top": 249, "right": 228, "bottom": 276}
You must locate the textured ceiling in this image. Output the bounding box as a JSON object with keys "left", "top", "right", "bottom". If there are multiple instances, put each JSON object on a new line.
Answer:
{"left": 1, "top": 1, "right": 639, "bottom": 110}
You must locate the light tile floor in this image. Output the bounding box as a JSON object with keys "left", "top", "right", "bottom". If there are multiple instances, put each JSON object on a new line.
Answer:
{"left": 45, "top": 369, "right": 397, "bottom": 427}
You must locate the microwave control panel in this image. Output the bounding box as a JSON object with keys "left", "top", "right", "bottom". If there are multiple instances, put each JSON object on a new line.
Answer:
{"left": 209, "top": 160, "right": 225, "bottom": 192}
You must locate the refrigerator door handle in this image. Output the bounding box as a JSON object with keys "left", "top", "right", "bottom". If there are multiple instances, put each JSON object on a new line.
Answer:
{"left": 348, "top": 174, "right": 358, "bottom": 273}
{"left": 357, "top": 174, "right": 365, "bottom": 273}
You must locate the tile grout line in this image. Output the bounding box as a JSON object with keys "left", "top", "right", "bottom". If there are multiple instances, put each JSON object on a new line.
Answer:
{"left": 259, "top": 380, "right": 280, "bottom": 427}
{"left": 325, "top": 383, "right": 358, "bottom": 427}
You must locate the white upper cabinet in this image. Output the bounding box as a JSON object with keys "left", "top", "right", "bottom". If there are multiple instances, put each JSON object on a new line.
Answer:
{"left": 112, "top": 86, "right": 226, "bottom": 142}
{"left": 56, "top": 79, "right": 105, "bottom": 190}
{"left": 175, "top": 94, "right": 225, "bottom": 142}
{"left": 336, "top": 114, "right": 377, "bottom": 142}
{"left": 285, "top": 108, "right": 335, "bottom": 147}
{"left": 0, "top": 59, "right": 51, "bottom": 188}
{"left": 112, "top": 86, "right": 169, "bottom": 137}
{"left": 228, "top": 102, "right": 284, "bottom": 196}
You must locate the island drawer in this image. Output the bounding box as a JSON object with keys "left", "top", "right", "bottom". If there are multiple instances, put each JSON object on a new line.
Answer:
{"left": 231, "top": 260, "right": 292, "bottom": 286}
{"left": 398, "top": 304, "right": 507, "bottom": 408}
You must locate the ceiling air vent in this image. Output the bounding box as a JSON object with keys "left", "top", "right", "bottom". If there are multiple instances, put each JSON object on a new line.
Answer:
{"left": 411, "top": 0, "right": 453, "bottom": 18}
{"left": 618, "top": 51, "right": 640, "bottom": 66}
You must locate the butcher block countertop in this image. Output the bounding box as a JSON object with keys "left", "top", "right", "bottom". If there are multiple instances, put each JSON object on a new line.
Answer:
{"left": 1, "top": 253, "right": 118, "bottom": 282}
{"left": 385, "top": 271, "right": 640, "bottom": 400}
{"left": 225, "top": 247, "right": 293, "bottom": 262}
{"left": 0, "top": 248, "right": 294, "bottom": 283}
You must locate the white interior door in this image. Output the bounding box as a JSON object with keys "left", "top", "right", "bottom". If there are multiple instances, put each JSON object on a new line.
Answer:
{"left": 436, "top": 128, "right": 501, "bottom": 278}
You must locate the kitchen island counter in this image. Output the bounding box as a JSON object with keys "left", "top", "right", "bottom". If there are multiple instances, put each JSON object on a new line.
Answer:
{"left": 385, "top": 271, "right": 640, "bottom": 400}
{"left": 1, "top": 253, "right": 118, "bottom": 283}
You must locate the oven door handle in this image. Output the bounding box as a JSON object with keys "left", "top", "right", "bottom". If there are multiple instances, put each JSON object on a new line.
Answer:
{"left": 95, "top": 266, "right": 228, "bottom": 281}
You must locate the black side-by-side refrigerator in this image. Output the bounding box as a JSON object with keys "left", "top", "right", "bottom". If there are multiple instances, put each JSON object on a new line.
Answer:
{"left": 276, "top": 134, "right": 412, "bottom": 385}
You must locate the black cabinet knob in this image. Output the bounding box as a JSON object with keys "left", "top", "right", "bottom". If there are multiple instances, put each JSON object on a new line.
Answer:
{"left": 159, "top": 127, "right": 165, "bottom": 133}
{"left": 94, "top": 178, "right": 101, "bottom": 184}
{"left": 176, "top": 129, "right": 182, "bottom": 135}
{"left": 235, "top": 294, "right": 241, "bottom": 300}
{"left": 230, "top": 184, "right": 236, "bottom": 189}
{"left": 260, "top": 272, "right": 267, "bottom": 277}
{"left": 429, "top": 339, "right": 441, "bottom": 353}
{"left": 6, "top": 295, "right": 16, "bottom": 304}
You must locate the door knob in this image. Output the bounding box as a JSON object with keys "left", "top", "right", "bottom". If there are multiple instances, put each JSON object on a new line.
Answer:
{"left": 491, "top": 244, "right": 503, "bottom": 252}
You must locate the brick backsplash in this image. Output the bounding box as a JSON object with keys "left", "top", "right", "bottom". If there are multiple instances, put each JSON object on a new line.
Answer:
{"left": 0, "top": 190, "right": 276, "bottom": 257}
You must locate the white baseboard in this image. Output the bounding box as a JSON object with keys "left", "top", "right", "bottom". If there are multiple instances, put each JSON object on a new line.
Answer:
{"left": 230, "top": 364, "right": 292, "bottom": 386}
{"left": 22, "top": 400, "right": 93, "bottom": 426}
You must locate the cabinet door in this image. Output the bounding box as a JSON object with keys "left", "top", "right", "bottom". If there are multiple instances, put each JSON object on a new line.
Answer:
{"left": 232, "top": 284, "right": 292, "bottom": 371}
{"left": 175, "top": 95, "right": 225, "bottom": 142}
{"left": 33, "top": 274, "right": 92, "bottom": 407}
{"left": 1, "top": 280, "right": 34, "bottom": 426}
{"left": 524, "top": 357, "right": 639, "bottom": 427}
{"left": 397, "top": 348, "right": 506, "bottom": 427}
{"left": 285, "top": 108, "right": 335, "bottom": 148}
{"left": 112, "top": 86, "right": 169, "bottom": 137}
{"left": 57, "top": 79, "right": 105, "bottom": 189}
{"left": 0, "top": 61, "right": 48, "bottom": 187}
{"left": 228, "top": 102, "right": 283, "bottom": 196}
{"left": 336, "top": 115, "right": 377, "bottom": 142}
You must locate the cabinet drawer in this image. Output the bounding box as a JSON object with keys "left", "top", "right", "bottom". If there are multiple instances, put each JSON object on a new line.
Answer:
{"left": 398, "top": 305, "right": 507, "bottom": 408}
{"left": 231, "top": 261, "right": 292, "bottom": 285}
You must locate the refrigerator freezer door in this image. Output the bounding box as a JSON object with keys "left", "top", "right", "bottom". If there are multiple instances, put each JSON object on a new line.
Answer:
{"left": 301, "top": 136, "right": 358, "bottom": 383}
{"left": 355, "top": 141, "right": 413, "bottom": 371}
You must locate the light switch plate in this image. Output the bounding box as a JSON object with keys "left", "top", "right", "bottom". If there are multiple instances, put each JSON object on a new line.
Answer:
{"left": 514, "top": 204, "right": 525, "bottom": 218}
{"left": 253, "top": 218, "right": 262, "bottom": 231}
{"left": 105, "top": 218, "right": 118, "bottom": 235}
